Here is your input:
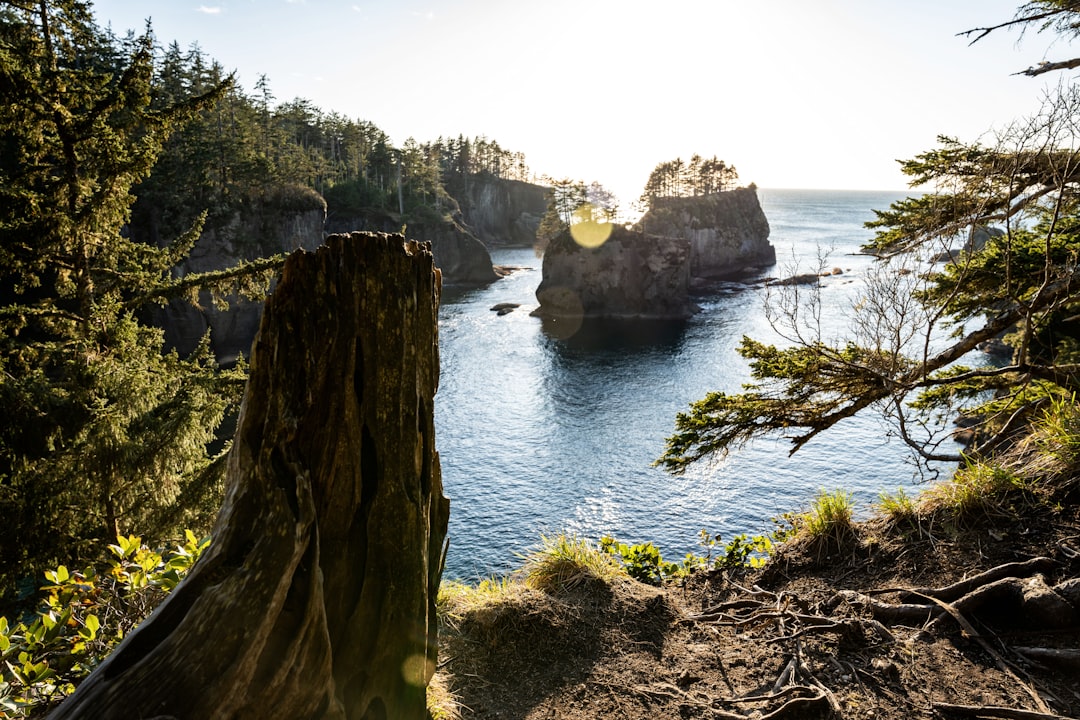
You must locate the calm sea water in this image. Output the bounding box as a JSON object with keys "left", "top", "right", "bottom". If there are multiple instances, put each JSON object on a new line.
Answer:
{"left": 436, "top": 188, "right": 956, "bottom": 580}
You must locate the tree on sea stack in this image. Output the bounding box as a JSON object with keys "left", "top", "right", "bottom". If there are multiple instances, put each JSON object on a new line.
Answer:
{"left": 659, "top": 3, "right": 1080, "bottom": 473}
{"left": 49, "top": 232, "right": 450, "bottom": 719}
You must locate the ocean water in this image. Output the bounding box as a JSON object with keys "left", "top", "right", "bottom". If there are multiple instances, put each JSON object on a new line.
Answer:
{"left": 436, "top": 188, "right": 957, "bottom": 580}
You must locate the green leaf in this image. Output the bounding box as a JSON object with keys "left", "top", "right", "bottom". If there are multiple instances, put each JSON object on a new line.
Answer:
{"left": 79, "top": 614, "right": 100, "bottom": 641}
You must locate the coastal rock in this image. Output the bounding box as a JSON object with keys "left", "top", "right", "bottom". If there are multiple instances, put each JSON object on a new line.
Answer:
{"left": 931, "top": 225, "right": 1005, "bottom": 262}
{"left": 769, "top": 272, "right": 821, "bottom": 287}
{"left": 532, "top": 226, "right": 696, "bottom": 320}
{"left": 490, "top": 302, "right": 520, "bottom": 316}
{"left": 154, "top": 186, "right": 327, "bottom": 364}
{"left": 636, "top": 186, "right": 774, "bottom": 279}
{"left": 453, "top": 176, "right": 548, "bottom": 247}
{"left": 326, "top": 211, "right": 498, "bottom": 285}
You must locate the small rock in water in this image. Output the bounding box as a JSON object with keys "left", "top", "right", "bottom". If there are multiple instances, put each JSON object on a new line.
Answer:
{"left": 490, "top": 302, "right": 520, "bottom": 316}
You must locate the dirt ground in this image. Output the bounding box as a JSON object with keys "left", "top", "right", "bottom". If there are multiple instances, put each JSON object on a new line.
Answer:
{"left": 437, "top": 503, "right": 1080, "bottom": 720}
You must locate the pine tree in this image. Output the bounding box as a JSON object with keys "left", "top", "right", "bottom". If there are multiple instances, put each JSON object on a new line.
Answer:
{"left": 0, "top": 0, "right": 282, "bottom": 596}
{"left": 658, "top": 7, "right": 1080, "bottom": 473}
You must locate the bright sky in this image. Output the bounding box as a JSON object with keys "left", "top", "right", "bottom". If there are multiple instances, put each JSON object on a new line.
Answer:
{"left": 91, "top": 0, "right": 1074, "bottom": 206}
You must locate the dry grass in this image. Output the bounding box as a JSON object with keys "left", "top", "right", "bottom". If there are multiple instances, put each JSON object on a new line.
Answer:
{"left": 999, "top": 395, "right": 1080, "bottom": 494}
{"left": 519, "top": 533, "right": 625, "bottom": 593}
{"left": 426, "top": 670, "right": 460, "bottom": 720}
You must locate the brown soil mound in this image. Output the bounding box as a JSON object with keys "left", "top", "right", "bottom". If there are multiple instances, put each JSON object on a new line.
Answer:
{"left": 438, "top": 505, "right": 1080, "bottom": 719}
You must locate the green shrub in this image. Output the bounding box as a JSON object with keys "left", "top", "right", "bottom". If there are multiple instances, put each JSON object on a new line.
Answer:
{"left": 0, "top": 532, "right": 208, "bottom": 717}
{"left": 599, "top": 538, "right": 679, "bottom": 585}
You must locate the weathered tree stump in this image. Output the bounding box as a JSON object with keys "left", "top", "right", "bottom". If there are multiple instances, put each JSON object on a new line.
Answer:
{"left": 50, "top": 232, "right": 450, "bottom": 719}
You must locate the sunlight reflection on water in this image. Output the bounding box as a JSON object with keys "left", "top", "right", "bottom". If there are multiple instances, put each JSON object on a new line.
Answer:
{"left": 436, "top": 190, "right": 960, "bottom": 580}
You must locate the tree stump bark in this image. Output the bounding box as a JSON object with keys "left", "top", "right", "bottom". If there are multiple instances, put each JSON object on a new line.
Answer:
{"left": 50, "top": 232, "right": 450, "bottom": 720}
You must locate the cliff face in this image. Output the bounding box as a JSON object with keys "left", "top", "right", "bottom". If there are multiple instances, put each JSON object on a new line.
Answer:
{"left": 533, "top": 226, "right": 696, "bottom": 321}
{"left": 636, "top": 187, "right": 774, "bottom": 279}
{"left": 326, "top": 211, "right": 497, "bottom": 285}
{"left": 154, "top": 189, "right": 327, "bottom": 364}
{"left": 453, "top": 176, "right": 547, "bottom": 247}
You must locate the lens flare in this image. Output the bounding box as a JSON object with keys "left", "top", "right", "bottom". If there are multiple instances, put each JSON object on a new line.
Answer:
{"left": 569, "top": 203, "right": 613, "bottom": 249}
{"left": 401, "top": 653, "right": 435, "bottom": 687}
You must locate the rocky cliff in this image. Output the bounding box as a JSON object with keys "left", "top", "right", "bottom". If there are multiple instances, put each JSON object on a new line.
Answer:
{"left": 325, "top": 211, "right": 497, "bottom": 285}
{"left": 453, "top": 176, "right": 547, "bottom": 247}
{"left": 636, "top": 187, "right": 774, "bottom": 280}
{"left": 154, "top": 187, "right": 327, "bottom": 364}
{"left": 533, "top": 226, "right": 696, "bottom": 323}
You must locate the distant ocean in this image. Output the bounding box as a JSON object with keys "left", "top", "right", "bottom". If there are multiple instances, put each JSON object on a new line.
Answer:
{"left": 436, "top": 188, "right": 956, "bottom": 580}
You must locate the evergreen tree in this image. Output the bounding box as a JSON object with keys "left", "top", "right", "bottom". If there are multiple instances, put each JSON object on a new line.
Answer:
{"left": 536, "top": 177, "right": 587, "bottom": 243}
{"left": 658, "top": 6, "right": 1080, "bottom": 473}
{"left": 0, "top": 0, "right": 281, "bottom": 596}
{"left": 639, "top": 155, "right": 739, "bottom": 209}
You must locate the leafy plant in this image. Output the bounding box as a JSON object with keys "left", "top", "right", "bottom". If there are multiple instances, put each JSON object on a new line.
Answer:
{"left": 0, "top": 532, "right": 208, "bottom": 717}
{"left": 599, "top": 538, "right": 679, "bottom": 585}
{"left": 599, "top": 522, "right": 793, "bottom": 585}
{"left": 716, "top": 533, "right": 775, "bottom": 570}
{"left": 691, "top": 525, "right": 791, "bottom": 571}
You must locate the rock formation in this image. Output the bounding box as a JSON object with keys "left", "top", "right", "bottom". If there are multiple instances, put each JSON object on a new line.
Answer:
{"left": 636, "top": 186, "right": 774, "bottom": 280}
{"left": 451, "top": 176, "right": 547, "bottom": 247}
{"left": 532, "top": 226, "right": 696, "bottom": 323}
{"left": 153, "top": 187, "right": 327, "bottom": 364}
{"left": 49, "top": 232, "right": 449, "bottom": 720}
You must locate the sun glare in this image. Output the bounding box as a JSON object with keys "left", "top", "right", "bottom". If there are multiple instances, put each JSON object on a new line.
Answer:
{"left": 569, "top": 203, "right": 613, "bottom": 249}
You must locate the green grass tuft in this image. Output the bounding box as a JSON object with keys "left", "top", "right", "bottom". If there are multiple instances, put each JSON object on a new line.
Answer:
{"left": 918, "top": 461, "right": 1029, "bottom": 520}
{"left": 800, "top": 489, "right": 855, "bottom": 537}
{"left": 520, "top": 533, "right": 625, "bottom": 593}
{"left": 876, "top": 487, "right": 917, "bottom": 524}
{"left": 794, "top": 489, "right": 857, "bottom": 553}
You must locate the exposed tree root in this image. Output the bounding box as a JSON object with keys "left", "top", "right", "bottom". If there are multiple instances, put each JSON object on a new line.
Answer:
{"left": 1013, "top": 647, "right": 1080, "bottom": 672}
{"left": 932, "top": 701, "right": 1078, "bottom": 719}
{"left": 897, "top": 557, "right": 1057, "bottom": 603}
{"left": 678, "top": 555, "right": 1080, "bottom": 720}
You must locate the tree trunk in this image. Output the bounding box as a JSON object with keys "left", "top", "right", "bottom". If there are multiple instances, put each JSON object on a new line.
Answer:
{"left": 50, "top": 232, "right": 450, "bottom": 720}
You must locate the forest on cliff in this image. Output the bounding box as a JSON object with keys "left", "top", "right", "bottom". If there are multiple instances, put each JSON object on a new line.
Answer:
{"left": 3, "top": 0, "right": 1080, "bottom": 717}
{"left": 0, "top": 0, "right": 540, "bottom": 606}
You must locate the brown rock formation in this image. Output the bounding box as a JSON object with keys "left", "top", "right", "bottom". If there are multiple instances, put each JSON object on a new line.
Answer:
{"left": 326, "top": 211, "right": 498, "bottom": 286}
{"left": 636, "top": 186, "right": 774, "bottom": 280}
{"left": 153, "top": 188, "right": 327, "bottom": 364}
{"left": 454, "top": 176, "right": 547, "bottom": 247}
{"left": 533, "top": 226, "right": 696, "bottom": 322}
